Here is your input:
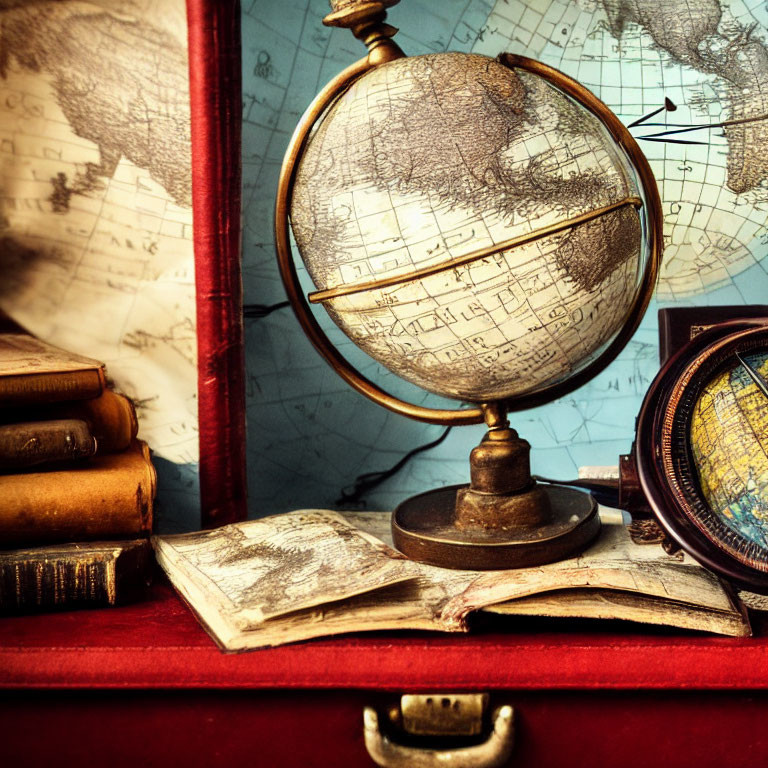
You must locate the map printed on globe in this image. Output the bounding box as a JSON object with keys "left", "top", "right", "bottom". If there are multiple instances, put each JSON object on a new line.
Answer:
{"left": 691, "top": 351, "right": 768, "bottom": 549}
{"left": 292, "top": 53, "right": 646, "bottom": 402}
{"left": 243, "top": 0, "right": 768, "bottom": 514}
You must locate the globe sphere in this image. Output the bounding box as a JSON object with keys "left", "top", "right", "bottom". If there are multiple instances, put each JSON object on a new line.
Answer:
{"left": 290, "top": 52, "right": 651, "bottom": 403}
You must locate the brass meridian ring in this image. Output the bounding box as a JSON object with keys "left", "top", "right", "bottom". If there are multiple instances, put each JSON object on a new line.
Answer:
{"left": 309, "top": 196, "right": 643, "bottom": 304}
{"left": 274, "top": 50, "right": 663, "bottom": 426}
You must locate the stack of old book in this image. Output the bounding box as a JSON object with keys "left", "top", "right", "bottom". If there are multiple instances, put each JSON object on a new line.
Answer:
{"left": 0, "top": 325, "right": 155, "bottom": 612}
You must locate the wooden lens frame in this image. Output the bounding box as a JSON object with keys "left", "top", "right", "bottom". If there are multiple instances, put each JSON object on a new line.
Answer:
{"left": 636, "top": 320, "right": 768, "bottom": 593}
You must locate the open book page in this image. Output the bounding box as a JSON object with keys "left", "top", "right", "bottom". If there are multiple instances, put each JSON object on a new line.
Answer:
{"left": 204, "top": 579, "right": 471, "bottom": 652}
{"left": 342, "top": 509, "right": 748, "bottom": 635}
{"left": 485, "top": 588, "right": 750, "bottom": 637}
{"left": 155, "top": 508, "right": 749, "bottom": 651}
{"left": 739, "top": 591, "right": 768, "bottom": 612}
{"left": 154, "top": 509, "right": 482, "bottom": 650}
{"left": 153, "top": 510, "right": 423, "bottom": 647}
{"left": 435, "top": 520, "right": 745, "bottom": 631}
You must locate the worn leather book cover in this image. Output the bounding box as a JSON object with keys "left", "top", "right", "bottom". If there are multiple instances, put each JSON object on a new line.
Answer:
{"left": 0, "top": 334, "right": 106, "bottom": 405}
{"left": 0, "top": 538, "right": 152, "bottom": 612}
{"left": 0, "top": 440, "right": 156, "bottom": 547}
{"left": 659, "top": 305, "right": 768, "bottom": 364}
{"left": 0, "top": 419, "right": 96, "bottom": 470}
{"left": 0, "top": 389, "right": 139, "bottom": 455}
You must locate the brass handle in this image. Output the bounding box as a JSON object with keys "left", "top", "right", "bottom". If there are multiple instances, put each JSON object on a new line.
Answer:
{"left": 363, "top": 705, "right": 515, "bottom": 768}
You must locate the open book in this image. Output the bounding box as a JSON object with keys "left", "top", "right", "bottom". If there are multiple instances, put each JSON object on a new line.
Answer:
{"left": 153, "top": 508, "right": 750, "bottom": 651}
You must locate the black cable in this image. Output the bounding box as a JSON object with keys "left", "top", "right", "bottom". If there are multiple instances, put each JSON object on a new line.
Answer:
{"left": 533, "top": 475, "right": 621, "bottom": 508}
{"left": 242, "top": 298, "right": 451, "bottom": 507}
{"left": 336, "top": 426, "right": 453, "bottom": 508}
{"left": 243, "top": 301, "right": 290, "bottom": 319}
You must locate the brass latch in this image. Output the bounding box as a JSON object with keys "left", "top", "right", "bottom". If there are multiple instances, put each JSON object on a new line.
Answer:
{"left": 395, "top": 694, "right": 489, "bottom": 736}
{"left": 364, "top": 693, "right": 514, "bottom": 767}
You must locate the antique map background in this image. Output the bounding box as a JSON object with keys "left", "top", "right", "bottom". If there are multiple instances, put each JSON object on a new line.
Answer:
{"left": 0, "top": 0, "right": 199, "bottom": 527}
{"left": 243, "top": 0, "right": 768, "bottom": 514}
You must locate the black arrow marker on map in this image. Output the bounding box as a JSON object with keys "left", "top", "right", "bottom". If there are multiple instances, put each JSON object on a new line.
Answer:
{"left": 627, "top": 97, "right": 677, "bottom": 128}
{"left": 736, "top": 352, "right": 768, "bottom": 401}
{"left": 636, "top": 112, "right": 768, "bottom": 146}
{"left": 637, "top": 136, "right": 709, "bottom": 145}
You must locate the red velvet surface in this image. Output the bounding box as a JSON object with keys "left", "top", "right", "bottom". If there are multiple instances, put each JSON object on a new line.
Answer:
{"left": 2, "top": 579, "right": 767, "bottom": 690}
{"left": 4, "top": 690, "right": 768, "bottom": 768}
{"left": 187, "top": 0, "right": 247, "bottom": 527}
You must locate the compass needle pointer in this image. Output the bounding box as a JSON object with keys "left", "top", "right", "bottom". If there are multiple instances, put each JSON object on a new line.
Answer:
{"left": 735, "top": 352, "right": 768, "bottom": 400}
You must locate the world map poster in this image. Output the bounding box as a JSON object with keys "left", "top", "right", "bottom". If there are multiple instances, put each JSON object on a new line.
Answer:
{"left": 0, "top": 0, "right": 199, "bottom": 527}
{"left": 242, "top": 0, "right": 768, "bottom": 515}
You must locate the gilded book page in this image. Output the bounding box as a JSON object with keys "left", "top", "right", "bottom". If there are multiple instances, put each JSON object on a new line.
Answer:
{"left": 0, "top": 0, "right": 197, "bottom": 465}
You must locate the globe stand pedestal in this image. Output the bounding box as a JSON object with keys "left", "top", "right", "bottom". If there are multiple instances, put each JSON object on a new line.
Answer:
{"left": 392, "top": 407, "right": 600, "bottom": 570}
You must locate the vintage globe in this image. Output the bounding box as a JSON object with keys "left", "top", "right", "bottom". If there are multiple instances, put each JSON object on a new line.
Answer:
{"left": 289, "top": 52, "right": 653, "bottom": 404}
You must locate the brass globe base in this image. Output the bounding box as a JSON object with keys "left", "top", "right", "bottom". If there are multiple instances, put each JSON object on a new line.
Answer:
{"left": 392, "top": 484, "right": 600, "bottom": 570}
